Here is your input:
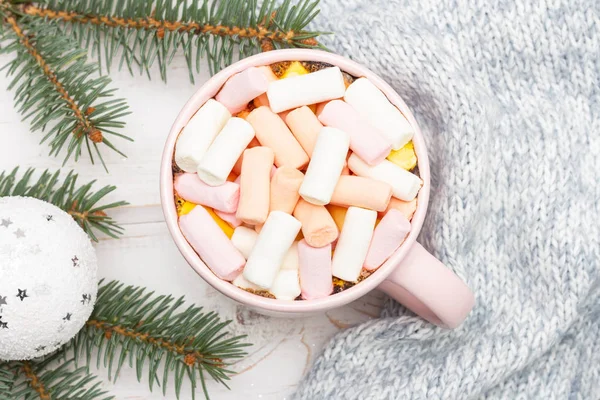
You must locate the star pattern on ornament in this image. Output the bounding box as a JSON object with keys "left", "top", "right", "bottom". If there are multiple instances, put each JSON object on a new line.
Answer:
{"left": 14, "top": 228, "right": 25, "bottom": 239}
{"left": 0, "top": 296, "right": 6, "bottom": 306}
{"left": 0, "top": 316, "right": 7, "bottom": 329}
{"left": 72, "top": 256, "right": 80, "bottom": 267}
{"left": 45, "top": 214, "right": 54, "bottom": 222}
{"left": 1, "top": 218, "right": 12, "bottom": 228}
{"left": 35, "top": 345, "right": 46, "bottom": 352}
{"left": 16, "top": 289, "right": 29, "bottom": 301}
{"left": 63, "top": 313, "right": 72, "bottom": 321}
{"left": 81, "top": 294, "right": 91, "bottom": 305}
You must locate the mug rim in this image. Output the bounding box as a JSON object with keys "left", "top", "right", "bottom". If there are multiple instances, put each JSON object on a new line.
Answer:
{"left": 160, "top": 49, "right": 431, "bottom": 313}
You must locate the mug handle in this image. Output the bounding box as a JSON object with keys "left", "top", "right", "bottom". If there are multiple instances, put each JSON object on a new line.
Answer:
{"left": 377, "top": 242, "right": 475, "bottom": 329}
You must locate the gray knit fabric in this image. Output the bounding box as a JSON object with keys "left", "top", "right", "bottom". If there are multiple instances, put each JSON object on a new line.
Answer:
{"left": 296, "top": 1, "right": 600, "bottom": 398}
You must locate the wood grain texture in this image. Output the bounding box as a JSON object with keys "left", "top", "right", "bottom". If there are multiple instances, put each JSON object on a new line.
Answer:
{"left": 0, "top": 52, "right": 383, "bottom": 399}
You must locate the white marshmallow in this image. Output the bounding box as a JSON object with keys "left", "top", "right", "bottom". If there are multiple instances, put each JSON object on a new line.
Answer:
{"left": 299, "top": 127, "right": 350, "bottom": 205}
{"left": 197, "top": 117, "right": 255, "bottom": 186}
{"left": 347, "top": 153, "right": 422, "bottom": 201}
{"left": 243, "top": 211, "right": 302, "bottom": 289}
{"left": 267, "top": 67, "right": 346, "bottom": 113}
{"left": 344, "top": 78, "right": 414, "bottom": 150}
{"left": 331, "top": 207, "right": 377, "bottom": 282}
{"left": 232, "top": 274, "right": 261, "bottom": 290}
{"left": 231, "top": 226, "right": 258, "bottom": 259}
{"left": 269, "top": 269, "right": 301, "bottom": 300}
{"left": 175, "top": 99, "right": 231, "bottom": 172}
{"left": 281, "top": 242, "right": 299, "bottom": 270}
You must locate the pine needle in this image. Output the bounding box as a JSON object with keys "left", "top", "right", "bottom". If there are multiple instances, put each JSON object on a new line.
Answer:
{"left": 4, "top": 356, "right": 113, "bottom": 400}
{"left": 71, "top": 280, "right": 251, "bottom": 400}
{"left": 0, "top": 167, "right": 127, "bottom": 241}
{"left": 21, "top": 0, "right": 326, "bottom": 81}
{"left": 0, "top": 5, "right": 131, "bottom": 169}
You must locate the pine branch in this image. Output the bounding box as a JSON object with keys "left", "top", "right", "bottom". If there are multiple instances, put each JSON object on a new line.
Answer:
{"left": 0, "top": 5, "right": 131, "bottom": 169}
{"left": 0, "top": 363, "right": 15, "bottom": 395}
{"left": 71, "top": 280, "right": 251, "bottom": 400}
{"left": 5, "top": 357, "right": 113, "bottom": 400}
{"left": 21, "top": 0, "right": 325, "bottom": 81}
{"left": 0, "top": 167, "right": 127, "bottom": 241}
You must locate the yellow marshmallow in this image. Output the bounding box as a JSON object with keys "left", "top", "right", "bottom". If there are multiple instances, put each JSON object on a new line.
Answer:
{"left": 281, "top": 61, "right": 309, "bottom": 79}
{"left": 386, "top": 141, "right": 417, "bottom": 170}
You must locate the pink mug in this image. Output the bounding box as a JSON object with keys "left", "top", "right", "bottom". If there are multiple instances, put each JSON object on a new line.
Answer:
{"left": 160, "top": 49, "right": 475, "bottom": 329}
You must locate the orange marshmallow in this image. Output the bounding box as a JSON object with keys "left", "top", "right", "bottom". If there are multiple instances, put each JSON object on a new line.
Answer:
{"left": 330, "top": 175, "right": 393, "bottom": 212}
{"left": 236, "top": 147, "right": 274, "bottom": 225}
{"left": 293, "top": 199, "right": 338, "bottom": 248}
{"left": 285, "top": 106, "right": 323, "bottom": 157}
{"left": 326, "top": 205, "right": 348, "bottom": 232}
{"left": 232, "top": 137, "right": 261, "bottom": 175}
{"left": 379, "top": 198, "right": 418, "bottom": 221}
{"left": 270, "top": 166, "right": 304, "bottom": 214}
{"left": 246, "top": 106, "right": 309, "bottom": 169}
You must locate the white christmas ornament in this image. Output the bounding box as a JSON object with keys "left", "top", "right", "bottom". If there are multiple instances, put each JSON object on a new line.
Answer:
{"left": 0, "top": 196, "right": 98, "bottom": 360}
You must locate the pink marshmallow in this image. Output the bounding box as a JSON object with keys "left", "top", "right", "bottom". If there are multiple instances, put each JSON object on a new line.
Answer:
{"left": 216, "top": 67, "right": 269, "bottom": 114}
{"left": 174, "top": 173, "right": 240, "bottom": 213}
{"left": 179, "top": 206, "right": 245, "bottom": 281}
{"left": 364, "top": 209, "right": 411, "bottom": 271}
{"left": 298, "top": 240, "right": 333, "bottom": 300}
{"left": 318, "top": 100, "right": 392, "bottom": 165}
{"left": 214, "top": 210, "right": 243, "bottom": 228}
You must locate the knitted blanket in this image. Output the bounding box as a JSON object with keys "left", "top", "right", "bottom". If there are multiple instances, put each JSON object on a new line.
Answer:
{"left": 295, "top": 1, "right": 600, "bottom": 398}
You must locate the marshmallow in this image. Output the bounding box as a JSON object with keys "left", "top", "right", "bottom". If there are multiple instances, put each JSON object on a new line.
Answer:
{"left": 293, "top": 199, "right": 338, "bottom": 248}
{"left": 326, "top": 205, "right": 348, "bottom": 232}
{"left": 179, "top": 206, "right": 245, "bottom": 281}
{"left": 380, "top": 198, "right": 418, "bottom": 221}
{"left": 298, "top": 240, "right": 333, "bottom": 300}
{"left": 299, "top": 127, "right": 350, "bottom": 205}
{"left": 269, "top": 269, "right": 301, "bottom": 300}
{"left": 174, "top": 173, "right": 240, "bottom": 213}
{"left": 197, "top": 117, "right": 255, "bottom": 186}
{"left": 236, "top": 147, "right": 274, "bottom": 225}
{"left": 205, "top": 207, "right": 234, "bottom": 238}
{"left": 330, "top": 175, "right": 392, "bottom": 212}
{"left": 387, "top": 141, "right": 417, "bottom": 170}
{"left": 318, "top": 100, "right": 391, "bottom": 165}
{"left": 281, "top": 242, "right": 299, "bottom": 270}
{"left": 214, "top": 210, "right": 242, "bottom": 228}
{"left": 232, "top": 137, "right": 262, "bottom": 175}
{"left": 364, "top": 209, "right": 411, "bottom": 271}
{"left": 270, "top": 166, "right": 304, "bottom": 214}
{"left": 216, "top": 67, "right": 269, "bottom": 114}
{"left": 331, "top": 207, "right": 377, "bottom": 282}
{"left": 232, "top": 274, "right": 260, "bottom": 290}
{"left": 246, "top": 106, "right": 309, "bottom": 169}
{"left": 243, "top": 211, "right": 302, "bottom": 289}
{"left": 344, "top": 78, "right": 414, "bottom": 149}
{"left": 231, "top": 226, "right": 258, "bottom": 259}
{"left": 175, "top": 99, "right": 231, "bottom": 172}
{"left": 347, "top": 153, "right": 423, "bottom": 201}
{"left": 267, "top": 67, "right": 346, "bottom": 113}
{"left": 285, "top": 106, "right": 323, "bottom": 156}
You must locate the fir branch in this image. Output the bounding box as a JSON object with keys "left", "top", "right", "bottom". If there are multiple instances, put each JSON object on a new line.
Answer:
{"left": 7, "top": 357, "right": 113, "bottom": 400}
{"left": 71, "top": 280, "right": 251, "bottom": 400}
{"left": 0, "top": 167, "right": 127, "bottom": 241}
{"left": 22, "top": 0, "right": 325, "bottom": 80}
{"left": 0, "top": 363, "right": 15, "bottom": 395}
{"left": 0, "top": 7, "right": 131, "bottom": 169}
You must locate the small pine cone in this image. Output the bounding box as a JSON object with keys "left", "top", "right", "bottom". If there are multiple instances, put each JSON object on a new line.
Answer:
{"left": 89, "top": 129, "right": 103, "bottom": 143}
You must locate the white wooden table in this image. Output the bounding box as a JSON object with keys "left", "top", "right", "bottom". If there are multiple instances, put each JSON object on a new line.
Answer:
{"left": 0, "top": 53, "right": 383, "bottom": 399}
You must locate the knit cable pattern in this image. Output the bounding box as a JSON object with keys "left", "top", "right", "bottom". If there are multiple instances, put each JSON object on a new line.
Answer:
{"left": 295, "top": 1, "right": 600, "bottom": 398}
